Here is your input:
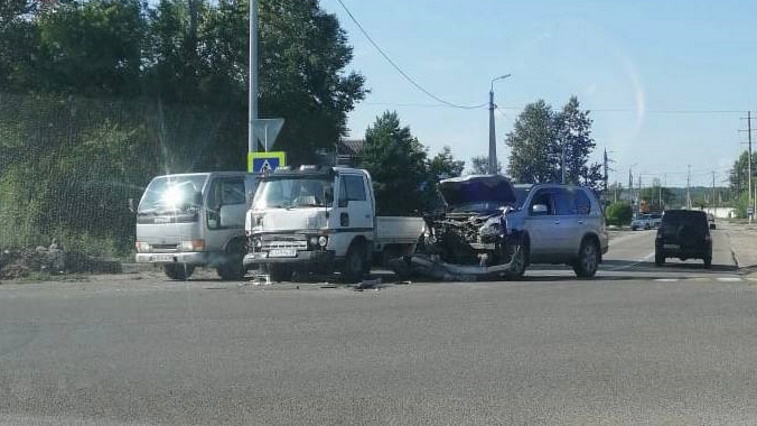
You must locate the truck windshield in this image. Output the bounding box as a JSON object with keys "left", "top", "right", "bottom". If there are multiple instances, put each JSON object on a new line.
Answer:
{"left": 253, "top": 178, "right": 333, "bottom": 209}
{"left": 138, "top": 175, "right": 208, "bottom": 214}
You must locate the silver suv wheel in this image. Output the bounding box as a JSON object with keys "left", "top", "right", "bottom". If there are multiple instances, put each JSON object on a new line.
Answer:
{"left": 573, "top": 239, "right": 599, "bottom": 278}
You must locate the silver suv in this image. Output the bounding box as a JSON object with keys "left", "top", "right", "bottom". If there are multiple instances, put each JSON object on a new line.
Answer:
{"left": 507, "top": 183, "right": 609, "bottom": 278}
{"left": 407, "top": 176, "right": 609, "bottom": 280}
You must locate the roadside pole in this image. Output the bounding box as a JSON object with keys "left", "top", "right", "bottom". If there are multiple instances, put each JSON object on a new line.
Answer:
{"left": 248, "top": 0, "right": 258, "bottom": 159}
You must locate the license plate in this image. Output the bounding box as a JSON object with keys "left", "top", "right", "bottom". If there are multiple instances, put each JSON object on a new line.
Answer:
{"left": 268, "top": 249, "right": 297, "bottom": 258}
{"left": 663, "top": 244, "right": 679, "bottom": 249}
{"left": 152, "top": 254, "right": 175, "bottom": 262}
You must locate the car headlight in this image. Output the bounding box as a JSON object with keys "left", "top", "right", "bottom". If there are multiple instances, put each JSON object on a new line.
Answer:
{"left": 479, "top": 222, "right": 502, "bottom": 237}
{"left": 135, "top": 241, "right": 151, "bottom": 252}
{"left": 318, "top": 236, "right": 328, "bottom": 248}
{"left": 178, "top": 239, "right": 205, "bottom": 251}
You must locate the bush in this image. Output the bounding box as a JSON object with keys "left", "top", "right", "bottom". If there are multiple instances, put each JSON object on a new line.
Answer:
{"left": 606, "top": 202, "right": 633, "bottom": 226}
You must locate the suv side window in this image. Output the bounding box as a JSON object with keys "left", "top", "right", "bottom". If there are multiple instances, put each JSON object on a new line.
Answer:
{"left": 553, "top": 189, "right": 574, "bottom": 215}
{"left": 530, "top": 189, "right": 554, "bottom": 215}
{"left": 573, "top": 190, "right": 592, "bottom": 215}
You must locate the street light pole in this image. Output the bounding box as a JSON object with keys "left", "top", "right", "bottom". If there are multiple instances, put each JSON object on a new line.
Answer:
{"left": 248, "top": 0, "right": 259, "bottom": 157}
{"left": 488, "top": 74, "right": 511, "bottom": 174}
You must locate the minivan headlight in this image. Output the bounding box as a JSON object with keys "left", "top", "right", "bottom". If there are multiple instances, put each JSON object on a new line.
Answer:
{"left": 135, "top": 241, "right": 151, "bottom": 252}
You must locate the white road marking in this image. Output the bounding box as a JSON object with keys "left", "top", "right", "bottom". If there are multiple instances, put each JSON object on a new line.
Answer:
{"left": 716, "top": 277, "right": 743, "bottom": 282}
{"left": 608, "top": 251, "right": 656, "bottom": 271}
{"left": 655, "top": 278, "right": 679, "bottom": 282}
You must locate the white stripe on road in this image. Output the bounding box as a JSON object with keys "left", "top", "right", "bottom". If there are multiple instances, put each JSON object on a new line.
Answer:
{"left": 608, "top": 251, "right": 656, "bottom": 271}
{"left": 716, "top": 277, "right": 743, "bottom": 282}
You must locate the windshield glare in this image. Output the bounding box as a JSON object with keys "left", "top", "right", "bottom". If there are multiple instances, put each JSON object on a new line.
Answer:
{"left": 253, "top": 178, "right": 333, "bottom": 209}
{"left": 138, "top": 175, "right": 207, "bottom": 214}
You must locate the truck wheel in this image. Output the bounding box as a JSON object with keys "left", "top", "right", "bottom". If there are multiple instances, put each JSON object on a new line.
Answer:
{"left": 217, "top": 261, "right": 244, "bottom": 281}
{"left": 573, "top": 239, "right": 599, "bottom": 278}
{"left": 164, "top": 264, "right": 195, "bottom": 280}
{"left": 266, "top": 264, "right": 293, "bottom": 282}
{"left": 342, "top": 243, "right": 366, "bottom": 284}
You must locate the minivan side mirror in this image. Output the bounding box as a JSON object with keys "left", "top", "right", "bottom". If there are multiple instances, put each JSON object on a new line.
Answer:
{"left": 128, "top": 198, "right": 135, "bottom": 213}
{"left": 194, "top": 192, "right": 203, "bottom": 207}
{"left": 532, "top": 204, "right": 548, "bottom": 215}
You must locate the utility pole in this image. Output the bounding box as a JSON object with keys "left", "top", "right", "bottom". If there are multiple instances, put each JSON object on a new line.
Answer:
{"left": 248, "top": 0, "right": 259, "bottom": 156}
{"left": 740, "top": 111, "right": 753, "bottom": 221}
{"left": 686, "top": 165, "right": 692, "bottom": 210}
{"left": 711, "top": 171, "right": 716, "bottom": 211}
{"left": 603, "top": 149, "right": 609, "bottom": 193}
{"left": 488, "top": 74, "right": 511, "bottom": 174}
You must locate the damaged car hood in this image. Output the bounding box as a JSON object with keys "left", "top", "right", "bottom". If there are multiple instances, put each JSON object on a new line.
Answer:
{"left": 438, "top": 174, "right": 517, "bottom": 210}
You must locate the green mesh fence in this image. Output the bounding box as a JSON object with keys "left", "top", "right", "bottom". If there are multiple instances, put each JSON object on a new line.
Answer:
{"left": 0, "top": 92, "right": 247, "bottom": 256}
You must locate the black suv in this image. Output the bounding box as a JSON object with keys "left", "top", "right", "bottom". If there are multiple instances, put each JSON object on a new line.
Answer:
{"left": 655, "top": 210, "right": 712, "bottom": 268}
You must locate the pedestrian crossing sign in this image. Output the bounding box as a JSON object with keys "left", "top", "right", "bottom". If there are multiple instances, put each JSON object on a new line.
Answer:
{"left": 248, "top": 151, "right": 286, "bottom": 173}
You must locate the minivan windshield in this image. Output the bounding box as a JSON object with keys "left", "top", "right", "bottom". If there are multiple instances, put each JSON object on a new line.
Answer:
{"left": 253, "top": 177, "right": 333, "bottom": 209}
{"left": 138, "top": 175, "right": 208, "bottom": 215}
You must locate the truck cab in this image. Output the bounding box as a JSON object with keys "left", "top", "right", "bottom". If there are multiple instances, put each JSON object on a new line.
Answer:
{"left": 244, "top": 166, "right": 424, "bottom": 282}
{"left": 135, "top": 171, "right": 258, "bottom": 280}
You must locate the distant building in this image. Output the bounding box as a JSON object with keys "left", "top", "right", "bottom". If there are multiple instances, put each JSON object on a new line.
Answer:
{"left": 316, "top": 139, "right": 365, "bottom": 167}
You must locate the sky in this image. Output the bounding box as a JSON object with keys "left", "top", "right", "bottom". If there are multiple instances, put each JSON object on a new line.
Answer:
{"left": 320, "top": 0, "right": 757, "bottom": 188}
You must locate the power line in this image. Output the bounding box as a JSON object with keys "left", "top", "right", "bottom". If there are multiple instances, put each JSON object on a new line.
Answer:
{"left": 362, "top": 101, "right": 745, "bottom": 115}
{"left": 335, "top": 0, "right": 487, "bottom": 110}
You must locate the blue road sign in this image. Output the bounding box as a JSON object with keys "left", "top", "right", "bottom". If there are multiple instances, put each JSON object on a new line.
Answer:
{"left": 248, "top": 151, "right": 286, "bottom": 173}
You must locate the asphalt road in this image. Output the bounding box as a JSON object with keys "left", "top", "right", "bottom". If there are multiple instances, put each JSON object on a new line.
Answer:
{"left": 2, "top": 230, "right": 756, "bottom": 425}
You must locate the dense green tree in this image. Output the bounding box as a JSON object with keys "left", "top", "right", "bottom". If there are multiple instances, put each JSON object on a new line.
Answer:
{"left": 0, "top": 1, "right": 38, "bottom": 91}
{"left": 506, "top": 97, "right": 603, "bottom": 189}
{"left": 35, "top": 0, "right": 146, "bottom": 96}
{"left": 428, "top": 146, "right": 464, "bottom": 181}
{"left": 258, "top": 0, "right": 366, "bottom": 164}
{"left": 729, "top": 151, "right": 757, "bottom": 196}
{"left": 505, "top": 100, "right": 558, "bottom": 183}
{"left": 605, "top": 202, "right": 633, "bottom": 226}
{"left": 359, "top": 111, "right": 428, "bottom": 215}
{"left": 469, "top": 155, "right": 501, "bottom": 175}
{"left": 555, "top": 96, "right": 603, "bottom": 189}
{"left": 639, "top": 179, "right": 675, "bottom": 212}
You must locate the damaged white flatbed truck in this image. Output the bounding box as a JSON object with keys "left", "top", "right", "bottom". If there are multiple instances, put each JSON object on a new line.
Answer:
{"left": 243, "top": 166, "right": 425, "bottom": 283}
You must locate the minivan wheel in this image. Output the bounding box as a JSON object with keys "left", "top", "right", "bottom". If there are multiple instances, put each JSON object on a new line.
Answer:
{"left": 164, "top": 264, "right": 195, "bottom": 280}
{"left": 573, "top": 239, "right": 599, "bottom": 278}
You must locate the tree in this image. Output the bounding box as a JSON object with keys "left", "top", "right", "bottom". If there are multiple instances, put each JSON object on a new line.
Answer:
{"left": 428, "top": 146, "right": 464, "bottom": 181}
{"left": 639, "top": 179, "right": 675, "bottom": 212}
{"left": 505, "top": 100, "right": 559, "bottom": 183}
{"left": 35, "top": 0, "right": 146, "bottom": 96}
{"left": 605, "top": 202, "right": 633, "bottom": 226}
{"left": 0, "top": 0, "right": 39, "bottom": 92}
{"left": 729, "top": 151, "right": 757, "bottom": 196}
{"left": 469, "top": 155, "right": 501, "bottom": 175}
{"left": 257, "top": 0, "right": 366, "bottom": 164}
{"left": 506, "top": 97, "right": 603, "bottom": 188}
{"left": 555, "top": 96, "right": 603, "bottom": 189}
{"left": 359, "top": 111, "right": 428, "bottom": 215}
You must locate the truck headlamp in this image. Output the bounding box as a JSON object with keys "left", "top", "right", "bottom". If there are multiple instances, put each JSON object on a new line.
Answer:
{"left": 178, "top": 240, "right": 205, "bottom": 251}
